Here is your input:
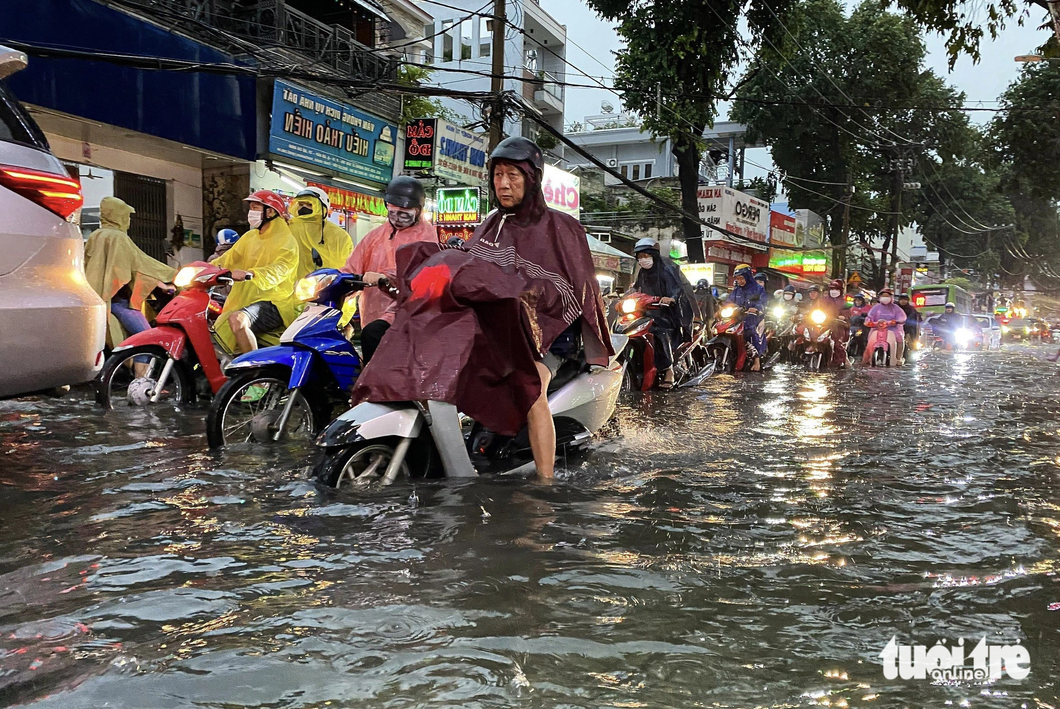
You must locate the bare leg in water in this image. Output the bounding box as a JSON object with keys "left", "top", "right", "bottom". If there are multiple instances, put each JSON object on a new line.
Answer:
{"left": 528, "top": 361, "right": 555, "bottom": 479}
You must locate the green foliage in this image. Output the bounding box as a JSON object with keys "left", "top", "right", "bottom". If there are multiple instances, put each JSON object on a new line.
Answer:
{"left": 397, "top": 65, "right": 465, "bottom": 127}
{"left": 944, "top": 275, "right": 974, "bottom": 290}
{"left": 887, "top": 0, "right": 1038, "bottom": 67}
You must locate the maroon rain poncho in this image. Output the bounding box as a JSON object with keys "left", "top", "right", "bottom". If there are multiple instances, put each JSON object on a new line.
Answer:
{"left": 350, "top": 158, "right": 612, "bottom": 435}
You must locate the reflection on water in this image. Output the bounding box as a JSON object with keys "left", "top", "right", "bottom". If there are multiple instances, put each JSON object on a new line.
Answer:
{"left": 0, "top": 348, "right": 1058, "bottom": 707}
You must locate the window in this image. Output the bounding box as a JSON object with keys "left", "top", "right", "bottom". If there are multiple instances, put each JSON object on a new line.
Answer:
{"left": 0, "top": 83, "right": 48, "bottom": 150}
{"left": 644, "top": 162, "right": 652, "bottom": 178}
{"left": 632, "top": 164, "right": 640, "bottom": 180}
{"left": 423, "top": 23, "right": 435, "bottom": 64}
{"left": 619, "top": 164, "right": 628, "bottom": 178}
{"left": 460, "top": 18, "right": 472, "bottom": 60}
{"left": 479, "top": 17, "right": 491, "bottom": 57}
{"left": 442, "top": 20, "right": 454, "bottom": 62}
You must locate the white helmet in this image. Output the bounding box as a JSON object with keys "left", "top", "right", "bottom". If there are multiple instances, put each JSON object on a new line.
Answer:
{"left": 634, "top": 237, "right": 659, "bottom": 254}
{"left": 295, "top": 186, "right": 330, "bottom": 211}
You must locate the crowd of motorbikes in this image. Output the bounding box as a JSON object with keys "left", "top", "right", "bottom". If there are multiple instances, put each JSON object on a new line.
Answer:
{"left": 90, "top": 258, "right": 983, "bottom": 491}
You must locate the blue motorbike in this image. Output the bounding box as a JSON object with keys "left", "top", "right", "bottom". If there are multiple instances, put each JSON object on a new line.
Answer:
{"left": 205, "top": 269, "right": 376, "bottom": 448}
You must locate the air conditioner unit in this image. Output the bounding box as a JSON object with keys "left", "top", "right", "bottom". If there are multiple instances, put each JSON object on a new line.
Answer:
{"left": 607, "top": 158, "right": 618, "bottom": 167}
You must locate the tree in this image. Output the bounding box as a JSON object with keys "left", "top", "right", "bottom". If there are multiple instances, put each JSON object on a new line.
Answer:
{"left": 733, "top": 0, "right": 986, "bottom": 287}
{"left": 397, "top": 65, "right": 465, "bottom": 126}
{"left": 582, "top": 0, "right": 795, "bottom": 262}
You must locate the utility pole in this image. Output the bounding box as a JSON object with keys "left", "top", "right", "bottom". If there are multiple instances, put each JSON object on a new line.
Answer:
{"left": 880, "top": 142, "right": 923, "bottom": 290}
{"left": 838, "top": 172, "right": 852, "bottom": 280}
{"left": 488, "top": 0, "right": 506, "bottom": 151}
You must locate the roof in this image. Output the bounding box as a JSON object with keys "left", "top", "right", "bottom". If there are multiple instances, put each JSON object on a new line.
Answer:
{"left": 566, "top": 121, "right": 760, "bottom": 150}
{"left": 586, "top": 233, "right": 635, "bottom": 261}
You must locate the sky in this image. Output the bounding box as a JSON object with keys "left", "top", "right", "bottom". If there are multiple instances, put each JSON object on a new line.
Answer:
{"left": 539, "top": 0, "right": 1048, "bottom": 179}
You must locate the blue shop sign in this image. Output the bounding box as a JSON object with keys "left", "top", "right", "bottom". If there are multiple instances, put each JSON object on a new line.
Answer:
{"left": 269, "top": 79, "right": 397, "bottom": 183}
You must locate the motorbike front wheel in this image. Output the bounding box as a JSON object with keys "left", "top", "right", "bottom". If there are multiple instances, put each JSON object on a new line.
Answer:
{"left": 313, "top": 438, "right": 412, "bottom": 489}
{"left": 206, "top": 367, "right": 327, "bottom": 448}
{"left": 96, "top": 346, "right": 193, "bottom": 409}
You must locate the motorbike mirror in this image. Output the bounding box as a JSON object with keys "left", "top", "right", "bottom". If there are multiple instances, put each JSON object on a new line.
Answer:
{"left": 312, "top": 248, "right": 323, "bottom": 269}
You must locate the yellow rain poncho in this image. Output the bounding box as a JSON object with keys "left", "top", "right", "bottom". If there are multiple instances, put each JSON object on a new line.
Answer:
{"left": 84, "top": 196, "right": 176, "bottom": 348}
{"left": 288, "top": 194, "right": 353, "bottom": 279}
{"left": 213, "top": 217, "right": 300, "bottom": 352}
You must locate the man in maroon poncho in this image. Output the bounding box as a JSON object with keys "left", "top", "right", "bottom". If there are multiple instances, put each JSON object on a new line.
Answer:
{"left": 350, "top": 137, "right": 612, "bottom": 479}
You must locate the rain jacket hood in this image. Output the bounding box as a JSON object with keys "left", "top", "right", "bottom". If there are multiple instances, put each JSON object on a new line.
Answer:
{"left": 728, "top": 278, "right": 767, "bottom": 311}
{"left": 289, "top": 198, "right": 353, "bottom": 278}
{"left": 84, "top": 197, "right": 176, "bottom": 348}
{"left": 632, "top": 247, "right": 696, "bottom": 335}
{"left": 341, "top": 217, "right": 438, "bottom": 325}
{"left": 213, "top": 218, "right": 300, "bottom": 351}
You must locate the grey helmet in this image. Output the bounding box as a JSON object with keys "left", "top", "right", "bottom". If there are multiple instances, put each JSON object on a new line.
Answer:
{"left": 384, "top": 176, "right": 426, "bottom": 210}
{"left": 634, "top": 237, "right": 660, "bottom": 254}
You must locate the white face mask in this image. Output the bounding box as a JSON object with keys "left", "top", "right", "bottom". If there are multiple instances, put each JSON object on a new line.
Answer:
{"left": 829, "top": 289, "right": 841, "bottom": 298}
{"left": 880, "top": 296, "right": 893, "bottom": 305}
{"left": 637, "top": 256, "right": 654, "bottom": 270}
{"left": 783, "top": 293, "right": 794, "bottom": 301}
{"left": 248, "top": 207, "right": 264, "bottom": 230}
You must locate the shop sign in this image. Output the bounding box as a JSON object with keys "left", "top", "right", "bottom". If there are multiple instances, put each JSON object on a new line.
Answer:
{"left": 436, "top": 120, "right": 488, "bottom": 183}
{"left": 592, "top": 253, "right": 620, "bottom": 273}
{"left": 769, "top": 210, "right": 797, "bottom": 246}
{"left": 438, "top": 225, "right": 477, "bottom": 243}
{"left": 308, "top": 181, "right": 387, "bottom": 217}
{"left": 697, "top": 186, "right": 768, "bottom": 247}
{"left": 680, "top": 263, "right": 716, "bottom": 285}
{"left": 543, "top": 164, "right": 580, "bottom": 219}
{"left": 403, "top": 118, "right": 437, "bottom": 171}
{"left": 768, "top": 252, "right": 830, "bottom": 276}
{"left": 436, "top": 186, "right": 483, "bottom": 224}
{"left": 796, "top": 209, "right": 825, "bottom": 247}
{"left": 269, "top": 79, "right": 397, "bottom": 184}
{"left": 706, "top": 243, "right": 756, "bottom": 263}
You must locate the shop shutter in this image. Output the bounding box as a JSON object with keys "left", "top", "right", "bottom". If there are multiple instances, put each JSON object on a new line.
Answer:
{"left": 114, "top": 172, "right": 168, "bottom": 262}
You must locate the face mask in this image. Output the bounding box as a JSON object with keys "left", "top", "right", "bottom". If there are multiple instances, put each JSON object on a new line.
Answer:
{"left": 880, "top": 296, "right": 893, "bottom": 305}
{"left": 637, "top": 256, "right": 654, "bottom": 269}
{"left": 388, "top": 207, "right": 417, "bottom": 229}
{"left": 783, "top": 293, "right": 794, "bottom": 301}
{"left": 829, "top": 289, "right": 841, "bottom": 298}
{"left": 248, "top": 208, "right": 264, "bottom": 230}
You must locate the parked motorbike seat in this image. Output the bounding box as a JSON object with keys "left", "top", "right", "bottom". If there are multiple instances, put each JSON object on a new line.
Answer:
{"left": 547, "top": 353, "right": 588, "bottom": 395}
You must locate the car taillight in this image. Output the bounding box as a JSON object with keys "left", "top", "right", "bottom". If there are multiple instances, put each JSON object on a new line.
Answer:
{"left": 0, "top": 165, "right": 83, "bottom": 220}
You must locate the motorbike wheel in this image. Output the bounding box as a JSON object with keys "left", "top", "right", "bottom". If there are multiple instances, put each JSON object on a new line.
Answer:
{"left": 206, "top": 367, "right": 327, "bottom": 448}
{"left": 809, "top": 352, "right": 823, "bottom": 371}
{"left": 313, "top": 438, "right": 411, "bottom": 489}
{"left": 872, "top": 348, "right": 886, "bottom": 367}
{"left": 96, "top": 346, "right": 193, "bottom": 410}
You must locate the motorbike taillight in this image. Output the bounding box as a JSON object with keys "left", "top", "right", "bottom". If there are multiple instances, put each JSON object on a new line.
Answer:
{"left": 207, "top": 300, "right": 223, "bottom": 318}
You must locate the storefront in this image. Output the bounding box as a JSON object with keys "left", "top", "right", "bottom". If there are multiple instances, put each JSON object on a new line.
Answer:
{"left": 696, "top": 186, "right": 769, "bottom": 284}
{"left": 586, "top": 234, "right": 634, "bottom": 294}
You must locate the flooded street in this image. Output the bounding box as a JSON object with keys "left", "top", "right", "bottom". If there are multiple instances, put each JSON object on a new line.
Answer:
{"left": 2, "top": 347, "right": 1060, "bottom": 708}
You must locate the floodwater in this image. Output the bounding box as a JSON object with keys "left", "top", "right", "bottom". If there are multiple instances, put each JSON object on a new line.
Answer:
{"left": 2, "top": 347, "right": 1059, "bottom": 708}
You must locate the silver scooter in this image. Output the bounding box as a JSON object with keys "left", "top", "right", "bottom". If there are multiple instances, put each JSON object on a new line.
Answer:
{"left": 311, "top": 333, "right": 630, "bottom": 488}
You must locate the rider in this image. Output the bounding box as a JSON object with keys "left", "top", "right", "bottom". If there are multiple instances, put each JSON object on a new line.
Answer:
{"left": 864, "top": 287, "right": 907, "bottom": 365}
{"left": 631, "top": 238, "right": 694, "bottom": 389}
{"left": 84, "top": 196, "right": 176, "bottom": 353}
{"left": 211, "top": 228, "right": 240, "bottom": 260}
{"left": 727, "top": 264, "right": 768, "bottom": 371}
{"left": 897, "top": 292, "right": 922, "bottom": 348}
{"left": 213, "top": 190, "right": 300, "bottom": 354}
{"left": 799, "top": 284, "right": 823, "bottom": 318}
{"left": 341, "top": 176, "right": 437, "bottom": 365}
{"left": 774, "top": 285, "right": 801, "bottom": 360}
{"left": 930, "top": 301, "right": 964, "bottom": 348}
{"left": 288, "top": 186, "right": 353, "bottom": 278}
{"left": 819, "top": 278, "right": 850, "bottom": 367}
{"left": 693, "top": 279, "right": 716, "bottom": 324}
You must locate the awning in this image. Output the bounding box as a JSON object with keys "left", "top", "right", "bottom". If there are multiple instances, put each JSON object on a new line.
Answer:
{"left": 348, "top": 0, "right": 391, "bottom": 21}
{"left": 586, "top": 233, "right": 634, "bottom": 261}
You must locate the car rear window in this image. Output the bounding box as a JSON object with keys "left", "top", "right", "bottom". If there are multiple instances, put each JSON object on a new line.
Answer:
{"left": 0, "top": 80, "right": 49, "bottom": 150}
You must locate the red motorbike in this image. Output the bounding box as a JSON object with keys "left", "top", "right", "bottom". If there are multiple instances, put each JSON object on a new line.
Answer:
{"left": 706, "top": 304, "right": 755, "bottom": 373}
{"left": 795, "top": 308, "right": 838, "bottom": 371}
{"left": 96, "top": 261, "right": 238, "bottom": 408}
{"left": 610, "top": 292, "right": 712, "bottom": 391}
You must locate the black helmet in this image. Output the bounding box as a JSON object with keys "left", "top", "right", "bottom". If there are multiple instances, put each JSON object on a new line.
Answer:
{"left": 384, "top": 176, "right": 426, "bottom": 210}
{"left": 489, "top": 136, "right": 544, "bottom": 175}
{"left": 783, "top": 284, "right": 797, "bottom": 294}
{"left": 696, "top": 279, "right": 710, "bottom": 289}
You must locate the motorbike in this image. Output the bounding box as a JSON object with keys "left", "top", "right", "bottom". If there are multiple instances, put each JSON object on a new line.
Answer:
{"left": 867, "top": 320, "right": 901, "bottom": 367}
{"left": 311, "top": 333, "right": 629, "bottom": 488}
{"left": 205, "top": 268, "right": 375, "bottom": 448}
{"left": 766, "top": 304, "right": 799, "bottom": 364}
{"left": 610, "top": 292, "right": 713, "bottom": 391}
{"left": 795, "top": 308, "right": 836, "bottom": 371}
{"left": 705, "top": 305, "right": 763, "bottom": 373}
{"left": 96, "top": 261, "right": 237, "bottom": 408}
{"left": 847, "top": 312, "right": 870, "bottom": 359}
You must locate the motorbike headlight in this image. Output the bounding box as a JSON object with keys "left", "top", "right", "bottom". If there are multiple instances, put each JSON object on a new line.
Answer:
{"left": 914, "top": 340, "right": 923, "bottom": 350}
{"left": 955, "top": 328, "right": 973, "bottom": 346}
{"left": 772, "top": 307, "right": 784, "bottom": 319}
{"left": 721, "top": 306, "right": 735, "bottom": 319}
{"left": 1025, "top": 326, "right": 1031, "bottom": 333}
{"left": 810, "top": 309, "right": 826, "bottom": 325}
{"left": 174, "top": 265, "right": 205, "bottom": 288}
{"left": 295, "top": 274, "right": 336, "bottom": 301}
{"left": 1002, "top": 325, "right": 1010, "bottom": 333}
{"left": 620, "top": 298, "right": 638, "bottom": 315}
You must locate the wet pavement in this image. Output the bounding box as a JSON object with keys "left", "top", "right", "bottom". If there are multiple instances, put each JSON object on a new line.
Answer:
{"left": 2, "top": 346, "right": 1060, "bottom": 708}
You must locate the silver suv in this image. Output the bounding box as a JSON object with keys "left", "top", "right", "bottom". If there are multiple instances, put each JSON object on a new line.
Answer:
{"left": 0, "top": 46, "right": 105, "bottom": 397}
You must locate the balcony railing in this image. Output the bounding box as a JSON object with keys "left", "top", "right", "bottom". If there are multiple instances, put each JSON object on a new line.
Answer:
{"left": 127, "top": 0, "right": 398, "bottom": 82}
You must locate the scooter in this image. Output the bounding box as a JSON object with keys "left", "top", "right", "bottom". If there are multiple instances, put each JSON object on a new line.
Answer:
{"left": 611, "top": 292, "right": 713, "bottom": 391}
{"left": 706, "top": 305, "right": 762, "bottom": 373}
{"left": 796, "top": 308, "right": 835, "bottom": 371}
{"left": 847, "top": 313, "right": 869, "bottom": 359}
{"left": 205, "top": 268, "right": 374, "bottom": 448}
{"left": 311, "top": 333, "right": 630, "bottom": 488}
{"left": 867, "top": 320, "right": 901, "bottom": 367}
{"left": 96, "top": 261, "right": 236, "bottom": 408}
